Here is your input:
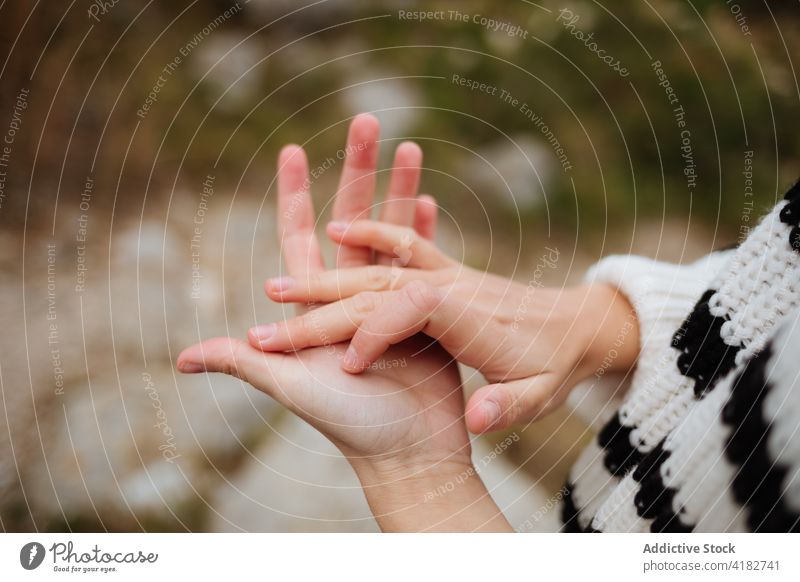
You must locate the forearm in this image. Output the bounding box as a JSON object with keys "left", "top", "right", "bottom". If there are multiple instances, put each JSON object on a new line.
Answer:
{"left": 352, "top": 460, "right": 513, "bottom": 532}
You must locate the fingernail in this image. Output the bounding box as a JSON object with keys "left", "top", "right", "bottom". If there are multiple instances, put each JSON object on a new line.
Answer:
{"left": 251, "top": 323, "right": 276, "bottom": 344}
{"left": 179, "top": 362, "right": 204, "bottom": 374}
{"left": 343, "top": 346, "right": 360, "bottom": 371}
{"left": 480, "top": 400, "right": 501, "bottom": 428}
{"left": 328, "top": 221, "right": 347, "bottom": 235}
{"left": 267, "top": 276, "right": 294, "bottom": 293}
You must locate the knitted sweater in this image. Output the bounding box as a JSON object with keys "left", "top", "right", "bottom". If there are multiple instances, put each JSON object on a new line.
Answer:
{"left": 561, "top": 182, "right": 800, "bottom": 532}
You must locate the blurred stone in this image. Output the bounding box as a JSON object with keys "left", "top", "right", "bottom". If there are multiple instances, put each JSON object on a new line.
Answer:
{"left": 1, "top": 193, "right": 287, "bottom": 529}
{"left": 341, "top": 68, "right": 421, "bottom": 141}
{"left": 473, "top": 439, "right": 560, "bottom": 532}
{"left": 191, "top": 33, "right": 264, "bottom": 110}
{"left": 209, "top": 414, "right": 379, "bottom": 532}
{"left": 209, "top": 412, "right": 555, "bottom": 532}
{"left": 464, "top": 135, "right": 554, "bottom": 211}
{"left": 248, "top": 0, "right": 358, "bottom": 21}
{"left": 2, "top": 188, "right": 554, "bottom": 531}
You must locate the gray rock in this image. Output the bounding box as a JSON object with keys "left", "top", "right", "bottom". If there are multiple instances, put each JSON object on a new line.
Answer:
{"left": 464, "top": 135, "right": 554, "bottom": 211}
{"left": 209, "top": 413, "right": 555, "bottom": 532}
{"left": 209, "top": 414, "right": 379, "bottom": 532}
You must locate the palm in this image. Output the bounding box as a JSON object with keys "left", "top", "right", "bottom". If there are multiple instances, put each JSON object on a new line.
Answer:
{"left": 226, "top": 335, "right": 468, "bottom": 462}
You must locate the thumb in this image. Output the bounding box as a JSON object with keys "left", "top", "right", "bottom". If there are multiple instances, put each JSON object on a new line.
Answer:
{"left": 465, "top": 374, "right": 559, "bottom": 434}
{"left": 177, "top": 337, "right": 276, "bottom": 386}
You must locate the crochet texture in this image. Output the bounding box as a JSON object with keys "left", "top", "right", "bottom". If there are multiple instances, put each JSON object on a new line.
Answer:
{"left": 561, "top": 181, "right": 800, "bottom": 532}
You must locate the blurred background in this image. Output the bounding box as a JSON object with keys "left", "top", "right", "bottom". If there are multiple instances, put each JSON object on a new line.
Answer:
{"left": 1, "top": 0, "right": 798, "bottom": 532}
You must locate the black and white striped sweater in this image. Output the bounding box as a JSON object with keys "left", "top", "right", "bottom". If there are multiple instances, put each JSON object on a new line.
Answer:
{"left": 561, "top": 182, "right": 800, "bottom": 532}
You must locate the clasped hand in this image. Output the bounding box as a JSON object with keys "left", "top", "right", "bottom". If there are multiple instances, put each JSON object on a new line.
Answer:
{"left": 177, "top": 114, "right": 638, "bottom": 531}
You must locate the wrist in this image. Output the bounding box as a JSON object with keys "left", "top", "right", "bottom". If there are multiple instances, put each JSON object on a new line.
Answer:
{"left": 349, "top": 457, "right": 511, "bottom": 532}
{"left": 353, "top": 455, "right": 473, "bottom": 492}
{"left": 575, "top": 283, "right": 640, "bottom": 380}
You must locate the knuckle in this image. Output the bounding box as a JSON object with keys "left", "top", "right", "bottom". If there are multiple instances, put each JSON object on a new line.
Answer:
{"left": 449, "top": 280, "right": 471, "bottom": 297}
{"left": 490, "top": 389, "right": 523, "bottom": 428}
{"left": 349, "top": 329, "right": 373, "bottom": 354}
{"left": 514, "top": 387, "right": 545, "bottom": 424}
{"left": 402, "top": 228, "right": 420, "bottom": 252}
{"left": 293, "top": 314, "right": 316, "bottom": 342}
{"left": 400, "top": 225, "right": 418, "bottom": 242}
{"left": 223, "top": 342, "right": 247, "bottom": 381}
{"left": 306, "top": 273, "right": 321, "bottom": 291}
{"left": 352, "top": 291, "right": 382, "bottom": 315}
{"left": 404, "top": 280, "right": 440, "bottom": 312}
{"left": 364, "top": 266, "right": 391, "bottom": 291}
{"left": 390, "top": 225, "right": 417, "bottom": 248}
{"left": 505, "top": 396, "right": 526, "bottom": 426}
{"left": 489, "top": 385, "right": 526, "bottom": 428}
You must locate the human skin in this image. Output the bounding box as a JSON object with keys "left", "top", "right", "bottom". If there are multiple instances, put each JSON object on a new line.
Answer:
{"left": 249, "top": 225, "right": 641, "bottom": 435}
{"left": 177, "top": 114, "right": 512, "bottom": 531}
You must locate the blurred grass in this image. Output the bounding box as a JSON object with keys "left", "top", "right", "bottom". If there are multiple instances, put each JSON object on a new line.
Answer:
{"left": 1, "top": 0, "right": 797, "bottom": 241}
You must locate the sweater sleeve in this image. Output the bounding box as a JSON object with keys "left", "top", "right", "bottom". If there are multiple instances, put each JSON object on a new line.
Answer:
{"left": 567, "top": 250, "right": 734, "bottom": 429}
{"left": 759, "top": 310, "right": 800, "bottom": 518}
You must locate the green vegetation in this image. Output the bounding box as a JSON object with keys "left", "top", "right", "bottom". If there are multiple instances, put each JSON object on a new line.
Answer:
{"left": 1, "top": 0, "right": 797, "bottom": 243}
